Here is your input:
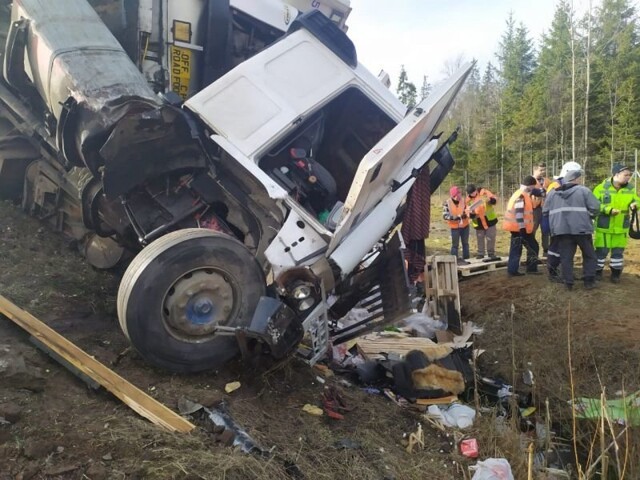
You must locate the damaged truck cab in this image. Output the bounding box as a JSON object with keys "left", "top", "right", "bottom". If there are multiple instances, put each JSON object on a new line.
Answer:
{"left": 0, "top": 0, "right": 471, "bottom": 372}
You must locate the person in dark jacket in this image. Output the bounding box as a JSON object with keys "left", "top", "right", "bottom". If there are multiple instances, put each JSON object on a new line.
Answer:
{"left": 542, "top": 168, "right": 600, "bottom": 290}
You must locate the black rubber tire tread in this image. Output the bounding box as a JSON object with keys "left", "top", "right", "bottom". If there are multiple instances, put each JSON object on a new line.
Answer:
{"left": 117, "top": 228, "right": 265, "bottom": 373}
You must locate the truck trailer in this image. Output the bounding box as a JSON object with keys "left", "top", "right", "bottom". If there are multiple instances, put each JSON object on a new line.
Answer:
{"left": 0, "top": 0, "right": 471, "bottom": 372}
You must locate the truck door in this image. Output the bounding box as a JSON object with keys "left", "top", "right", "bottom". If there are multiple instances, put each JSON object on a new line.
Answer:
{"left": 326, "top": 63, "right": 473, "bottom": 263}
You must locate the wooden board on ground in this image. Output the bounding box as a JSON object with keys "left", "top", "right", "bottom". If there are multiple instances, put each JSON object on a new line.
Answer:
{"left": 0, "top": 294, "right": 195, "bottom": 433}
{"left": 356, "top": 333, "right": 453, "bottom": 361}
{"left": 416, "top": 395, "right": 458, "bottom": 406}
{"left": 458, "top": 257, "right": 508, "bottom": 277}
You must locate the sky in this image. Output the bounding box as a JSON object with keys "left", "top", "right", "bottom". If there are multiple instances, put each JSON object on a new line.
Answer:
{"left": 346, "top": 0, "right": 569, "bottom": 89}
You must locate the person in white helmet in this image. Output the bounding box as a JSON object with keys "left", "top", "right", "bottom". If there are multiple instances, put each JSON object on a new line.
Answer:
{"left": 542, "top": 161, "right": 583, "bottom": 281}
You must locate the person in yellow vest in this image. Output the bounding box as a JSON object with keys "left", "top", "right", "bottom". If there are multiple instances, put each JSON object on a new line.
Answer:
{"left": 442, "top": 186, "right": 470, "bottom": 265}
{"left": 531, "top": 164, "right": 551, "bottom": 255}
{"left": 592, "top": 164, "right": 640, "bottom": 283}
{"left": 503, "top": 176, "right": 540, "bottom": 276}
{"left": 465, "top": 184, "right": 500, "bottom": 262}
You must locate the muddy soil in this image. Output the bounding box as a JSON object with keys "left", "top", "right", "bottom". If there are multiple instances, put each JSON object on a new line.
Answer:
{"left": 2, "top": 200, "right": 640, "bottom": 479}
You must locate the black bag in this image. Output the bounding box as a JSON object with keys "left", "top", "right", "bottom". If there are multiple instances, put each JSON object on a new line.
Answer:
{"left": 630, "top": 209, "right": 640, "bottom": 240}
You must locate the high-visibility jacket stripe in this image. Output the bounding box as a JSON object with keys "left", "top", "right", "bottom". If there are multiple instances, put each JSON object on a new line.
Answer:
{"left": 503, "top": 190, "right": 534, "bottom": 233}
{"left": 548, "top": 206, "right": 589, "bottom": 215}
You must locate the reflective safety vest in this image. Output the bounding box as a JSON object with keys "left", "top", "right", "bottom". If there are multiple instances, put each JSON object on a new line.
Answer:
{"left": 593, "top": 178, "right": 640, "bottom": 235}
{"left": 466, "top": 188, "right": 497, "bottom": 229}
{"left": 446, "top": 198, "right": 469, "bottom": 229}
{"left": 531, "top": 177, "right": 551, "bottom": 208}
{"left": 546, "top": 180, "right": 561, "bottom": 193}
{"left": 503, "top": 190, "right": 534, "bottom": 234}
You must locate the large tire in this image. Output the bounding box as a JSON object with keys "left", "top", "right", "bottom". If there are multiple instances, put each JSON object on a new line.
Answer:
{"left": 117, "top": 229, "right": 265, "bottom": 373}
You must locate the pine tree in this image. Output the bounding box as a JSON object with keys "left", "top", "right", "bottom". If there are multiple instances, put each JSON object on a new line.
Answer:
{"left": 419, "top": 75, "right": 432, "bottom": 102}
{"left": 591, "top": 0, "right": 640, "bottom": 175}
{"left": 396, "top": 65, "right": 417, "bottom": 108}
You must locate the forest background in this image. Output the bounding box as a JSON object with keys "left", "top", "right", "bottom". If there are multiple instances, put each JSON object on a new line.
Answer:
{"left": 396, "top": 0, "right": 640, "bottom": 203}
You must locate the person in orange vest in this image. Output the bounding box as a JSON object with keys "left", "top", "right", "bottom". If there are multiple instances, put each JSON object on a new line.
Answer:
{"left": 531, "top": 164, "right": 551, "bottom": 256}
{"left": 465, "top": 184, "right": 500, "bottom": 262}
{"left": 442, "top": 186, "right": 470, "bottom": 265}
{"left": 503, "top": 176, "right": 540, "bottom": 276}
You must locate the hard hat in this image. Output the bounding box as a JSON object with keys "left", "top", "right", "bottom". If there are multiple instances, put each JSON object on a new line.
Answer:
{"left": 559, "top": 161, "right": 582, "bottom": 178}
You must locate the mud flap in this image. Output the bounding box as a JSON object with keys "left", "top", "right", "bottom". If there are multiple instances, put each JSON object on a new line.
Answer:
{"left": 237, "top": 296, "right": 303, "bottom": 359}
{"left": 330, "top": 231, "right": 412, "bottom": 344}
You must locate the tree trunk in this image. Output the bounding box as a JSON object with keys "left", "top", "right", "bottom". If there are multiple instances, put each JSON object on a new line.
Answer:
{"left": 570, "top": 0, "right": 576, "bottom": 163}
{"left": 583, "top": 0, "right": 592, "bottom": 177}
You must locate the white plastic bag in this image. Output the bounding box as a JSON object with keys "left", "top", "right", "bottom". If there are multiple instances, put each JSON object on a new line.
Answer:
{"left": 471, "top": 458, "right": 514, "bottom": 480}
{"left": 426, "top": 403, "right": 476, "bottom": 429}
{"left": 400, "top": 311, "right": 446, "bottom": 338}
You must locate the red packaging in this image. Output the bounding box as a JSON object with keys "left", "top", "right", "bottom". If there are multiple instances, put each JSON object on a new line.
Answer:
{"left": 459, "top": 438, "right": 479, "bottom": 458}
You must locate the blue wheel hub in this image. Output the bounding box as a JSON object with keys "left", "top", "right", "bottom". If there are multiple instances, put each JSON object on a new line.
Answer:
{"left": 163, "top": 269, "right": 235, "bottom": 338}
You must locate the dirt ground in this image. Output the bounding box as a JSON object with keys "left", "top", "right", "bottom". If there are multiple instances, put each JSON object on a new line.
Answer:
{"left": 2, "top": 200, "right": 640, "bottom": 479}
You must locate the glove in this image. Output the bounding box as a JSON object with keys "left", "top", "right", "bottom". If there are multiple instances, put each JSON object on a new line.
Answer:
{"left": 470, "top": 212, "right": 477, "bottom": 219}
{"left": 519, "top": 228, "right": 527, "bottom": 236}
{"left": 461, "top": 213, "right": 468, "bottom": 220}
{"left": 631, "top": 203, "right": 638, "bottom": 211}
{"left": 610, "top": 208, "right": 621, "bottom": 216}
{"left": 489, "top": 197, "right": 497, "bottom": 205}
{"left": 453, "top": 215, "right": 461, "bottom": 221}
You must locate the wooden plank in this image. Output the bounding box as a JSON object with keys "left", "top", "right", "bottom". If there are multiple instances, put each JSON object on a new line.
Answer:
{"left": 416, "top": 395, "right": 458, "bottom": 406}
{"left": 356, "top": 333, "right": 453, "bottom": 360}
{"left": 0, "top": 295, "right": 195, "bottom": 433}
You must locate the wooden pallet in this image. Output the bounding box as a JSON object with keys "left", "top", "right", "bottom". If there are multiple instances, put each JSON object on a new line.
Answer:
{"left": 424, "top": 255, "right": 462, "bottom": 334}
{"left": 457, "top": 257, "right": 508, "bottom": 277}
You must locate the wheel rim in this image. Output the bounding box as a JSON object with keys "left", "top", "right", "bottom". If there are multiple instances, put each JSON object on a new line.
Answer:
{"left": 162, "top": 268, "right": 237, "bottom": 342}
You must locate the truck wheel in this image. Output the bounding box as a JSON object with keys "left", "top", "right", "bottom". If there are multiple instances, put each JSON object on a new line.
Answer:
{"left": 117, "top": 228, "right": 265, "bottom": 373}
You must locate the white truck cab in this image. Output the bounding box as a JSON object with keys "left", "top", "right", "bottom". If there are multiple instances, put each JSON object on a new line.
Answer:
{"left": 0, "top": 1, "right": 470, "bottom": 373}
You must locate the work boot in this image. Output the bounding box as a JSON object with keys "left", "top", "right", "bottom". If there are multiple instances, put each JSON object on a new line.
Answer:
{"left": 475, "top": 254, "right": 485, "bottom": 260}
{"left": 595, "top": 270, "right": 603, "bottom": 281}
{"left": 584, "top": 277, "right": 596, "bottom": 290}
{"left": 611, "top": 268, "right": 622, "bottom": 284}
{"left": 457, "top": 258, "right": 470, "bottom": 265}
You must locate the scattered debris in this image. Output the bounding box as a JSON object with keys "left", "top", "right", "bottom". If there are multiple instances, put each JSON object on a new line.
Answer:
{"left": 405, "top": 423, "right": 424, "bottom": 453}
{"left": 302, "top": 404, "right": 323, "bottom": 416}
{"left": 204, "top": 404, "right": 268, "bottom": 455}
{"left": 459, "top": 438, "right": 479, "bottom": 458}
{"left": 355, "top": 333, "right": 452, "bottom": 361}
{"left": 470, "top": 458, "right": 514, "bottom": 480}
{"left": 569, "top": 391, "right": 640, "bottom": 426}
{"left": 224, "top": 381, "right": 241, "bottom": 394}
{"left": 426, "top": 403, "right": 476, "bottom": 429}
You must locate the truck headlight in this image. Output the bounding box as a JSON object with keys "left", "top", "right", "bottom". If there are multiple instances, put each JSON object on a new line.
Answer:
{"left": 297, "top": 298, "right": 315, "bottom": 311}
{"left": 292, "top": 283, "right": 312, "bottom": 300}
